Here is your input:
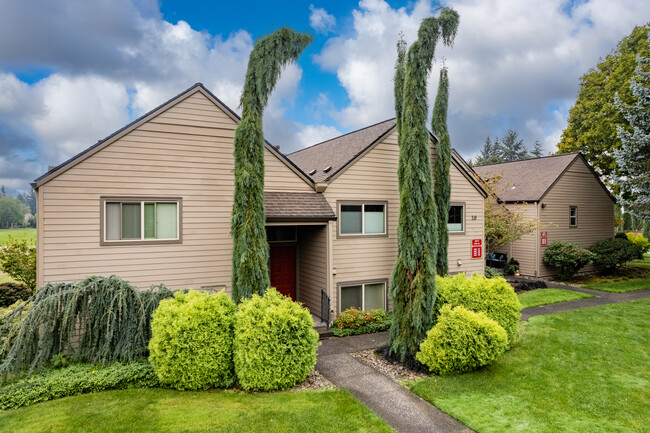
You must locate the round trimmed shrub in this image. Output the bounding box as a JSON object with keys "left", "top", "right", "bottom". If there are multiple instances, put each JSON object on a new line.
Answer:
{"left": 234, "top": 288, "right": 319, "bottom": 391}
{"left": 589, "top": 237, "right": 642, "bottom": 273}
{"left": 435, "top": 273, "right": 521, "bottom": 345}
{"left": 148, "top": 290, "right": 236, "bottom": 390}
{"left": 416, "top": 304, "right": 508, "bottom": 375}
{"left": 0, "top": 282, "right": 32, "bottom": 308}
{"left": 543, "top": 241, "right": 594, "bottom": 280}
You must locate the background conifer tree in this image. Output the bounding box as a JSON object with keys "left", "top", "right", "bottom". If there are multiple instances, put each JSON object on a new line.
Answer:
{"left": 615, "top": 44, "right": 650, "bottom": 220}
{"left": 432, "top": 67, "right": 451, "bottom": 275}
{"left": 390, "top": 8, "right": 459, "bottom": 361}
{"left": 231, "top": 28, "right": 312, "bottom": 303}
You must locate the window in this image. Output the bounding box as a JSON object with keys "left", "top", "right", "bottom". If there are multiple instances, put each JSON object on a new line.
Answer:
{"left": 448, "top": 204, "right": 464, "bottom": 232}
{"left": 339, "top": 202, "right": 386, "bottom": 235}
{"left": 339, "top": 281, "right": 386, "bottom": 312}
{"left": 569, "top": 206, "right": 578, "bottom": 227}
{"left": 266, "top": 226, "right": 297, "bottom": 243}
{"left": 102, "top": 198, "right": 181, "bottom": 244}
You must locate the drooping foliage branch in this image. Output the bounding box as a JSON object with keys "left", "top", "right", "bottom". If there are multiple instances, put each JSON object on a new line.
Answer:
{"left": 432, "top": 67, "right": 451, "bottom": 275}
{"left": 231, "top": 27, "right": 312, "bottom": 303}
{"left": 0, "top": 276, "right": 173, "bottom": 378}
{"left": 390, "top": 8, "right": 459, "bottom": 361}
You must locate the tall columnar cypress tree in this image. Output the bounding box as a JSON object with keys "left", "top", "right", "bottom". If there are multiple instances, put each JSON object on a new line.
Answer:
{"left": 432, "top": 67, "right": 451, "bottom": 276}
{"left": 231, "top": 28, "right": 312, "bottom": 303}
{"left": 390, "top": 9, "right": 459, "bottom": 361}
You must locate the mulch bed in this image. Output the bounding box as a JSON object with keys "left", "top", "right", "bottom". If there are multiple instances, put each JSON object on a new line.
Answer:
{"left": 350, "top": 349, "right": 429, "bottom": 386}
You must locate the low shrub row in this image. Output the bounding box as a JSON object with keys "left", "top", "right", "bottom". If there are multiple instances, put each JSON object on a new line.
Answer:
{"left": 543, "top": 234, "right": 645, "bottom": 279}
{"left": 0, "top": 360, "right": 158, "bottom": 410}
{"left": 332, "top": 308, "right": 391, "bottom": 337}
{"left": 148, "top": 288, "right": 319, "bottom": 392}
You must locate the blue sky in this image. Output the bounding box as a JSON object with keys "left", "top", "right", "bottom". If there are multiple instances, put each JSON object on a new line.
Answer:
{"left": 0, "top": 0, "right": 649, "bottom": 193}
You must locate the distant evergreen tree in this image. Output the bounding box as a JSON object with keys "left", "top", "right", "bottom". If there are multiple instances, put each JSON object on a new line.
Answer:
{"left": 17, "top": 190, "right": 36, "bottom": 215}
{"left": 1, "top": 185, "right": 6, "bottom": 197}
{"left": 500, "top": 130, "right": 529, "bottom": 161}
{"left": 474, "top": 136, "right": 503, "bottom": 165}
{"left": 230, "top": 28, "right": 312, "bottom": 303}
{"left": 390, "top": 8, "right": 459, "bottom": 361}
{"left": 531, "top": 140, "right": 544, "bottom": 158}
{"left": 615, "top": 44, "right": 650, "bottom": 220}
{"left": 432, "top": 67, "right": 451, "bottom": 276}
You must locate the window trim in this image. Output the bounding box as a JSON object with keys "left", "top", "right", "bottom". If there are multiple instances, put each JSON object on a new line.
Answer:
{"left": 100, "top": 196, "right": 182, "bottom": 246}
{"left": 448, "top": 202, "right": 466, "bottom": 234}
{"left": 336, "top": 200, "right": 388, "bottom": 238}
{"left": 337, "top": 279, "right": 388, "bottom": 313}
{"left": 569, "top": 205, "right": 578, "bottom": 228}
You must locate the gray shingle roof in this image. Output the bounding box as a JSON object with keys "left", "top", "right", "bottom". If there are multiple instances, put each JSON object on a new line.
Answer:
{"left": 473, "top": 153, "right": 579, "bottom": 202}
{"left": 264, "top": 192, "right": 336, "bottom": 221}
{"left": 287, "top": 119, "right": 396, "bottom": 183}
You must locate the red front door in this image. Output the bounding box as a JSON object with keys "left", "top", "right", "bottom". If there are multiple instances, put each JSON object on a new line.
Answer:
{"left": 269, "top": 245, "right": 296, "bottom": 300}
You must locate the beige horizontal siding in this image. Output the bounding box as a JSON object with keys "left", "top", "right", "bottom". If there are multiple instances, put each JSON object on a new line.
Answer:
{"left": 39, "top": 90, "right": 316, "bottom": 291}
{"left": 504, "top": 203, "right": 538, "bottom": 276}
{"left": 447, "top": 163, "right": 485, "bottom": 276}
{"left": 538, "top": 158, "right": 615, "bottom": 277}
{"left": 297, "top": 225, "right": 328, "bottom": 316}
{"left": 326, "top": 131, "right": 485, "bottom": 316}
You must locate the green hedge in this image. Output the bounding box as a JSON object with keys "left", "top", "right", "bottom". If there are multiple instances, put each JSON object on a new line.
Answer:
{"left": 234, "top": 289, "right": 319, "bottom": 391}
{"left": 148, "top": 290, "right": 236, "bottom": 390}
{"left": 0, "top": 282, "right": 32, "bottom": 308}
{"left": 332, "top": 308, "right": 391, "bottom": 337}
{"left": 590, "top": 237, "right": 642, "bottom": 273}
{"left": 416, "top": 304, "right": 508, "bottom": 375}
{"left": 543, "top": 241, "right": 594, "bottom": 280}
{"left": 435, "top": 273, "right": 521, "bottom": 345}
{"left": 0, "top": 360, "right": 158, "bottom": 410}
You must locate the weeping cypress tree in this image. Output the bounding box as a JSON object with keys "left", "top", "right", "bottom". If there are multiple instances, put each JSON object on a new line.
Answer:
{"left": 231, "top": 28, "right": 312, "bottom": 303}
{"left": 432, "top": 67, "right": 451, "bottom": 275}
{"left": 390, "top": 9, "right": 459, "bottom": 361}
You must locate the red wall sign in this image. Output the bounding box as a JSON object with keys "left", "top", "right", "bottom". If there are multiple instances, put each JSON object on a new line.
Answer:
{"left": 472, "top": 246, "right": 482, "bottom": 258}
{"left": 472, "top": 239, "right": 482, "bottom": 246}
{"left": 541, "top": 232, "right": 548, "bottom": 246}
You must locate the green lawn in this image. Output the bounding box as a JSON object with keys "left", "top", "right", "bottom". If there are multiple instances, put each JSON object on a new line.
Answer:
{"left": 518, "top": 288, "right": 594, "bottom": 309}
{"left": 411, "top": 298, "right": 649, "bottom": 433}
{"left": 0, "top": 388, "right": 393, "bottom": 433}
{"left": 582, "top": 278, "right": 650, "bottom": 293}
{"left": 0, "top": 228, "right": 36, "bottom": 245}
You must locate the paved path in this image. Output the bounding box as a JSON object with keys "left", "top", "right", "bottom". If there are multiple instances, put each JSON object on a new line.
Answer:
{"left": 317, "top": 285, "right": 650, "bottom": 433}
{"left": 317, "top": 332, "right": 473, "bottom": 433}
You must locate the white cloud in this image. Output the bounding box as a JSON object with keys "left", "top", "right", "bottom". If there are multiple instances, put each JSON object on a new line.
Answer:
{"left": 309, "top": 5, "right": 337, "bottom": 34}
{"left": 296, "top": 124, "right": 342, "bottom": 148}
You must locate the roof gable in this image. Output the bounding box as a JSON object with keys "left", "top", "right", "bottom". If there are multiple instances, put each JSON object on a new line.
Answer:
{"left": 473, "top": 153, "right": 579, "bottom": 202}
{"left": 33, "top": 83, "right": 313, "bottom": 189}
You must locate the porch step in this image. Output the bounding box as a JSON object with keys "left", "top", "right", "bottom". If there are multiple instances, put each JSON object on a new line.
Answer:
{"left": 315, "top": 326, "right": 334, "bottom": 338}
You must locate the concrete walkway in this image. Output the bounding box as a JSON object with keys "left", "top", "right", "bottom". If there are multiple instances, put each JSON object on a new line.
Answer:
{"left": 317, "top": 332, "right": 473, "bottom": 433}
{"left": 317, "top": 284, "right": 650, "bottom": 433}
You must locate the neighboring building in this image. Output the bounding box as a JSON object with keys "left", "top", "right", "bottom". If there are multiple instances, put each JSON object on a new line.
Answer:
{"left": 474, "top": 153, "right": 616, "bottom": 277}
{"left": 32, "top": 83, "right": 486, "bottom": 322}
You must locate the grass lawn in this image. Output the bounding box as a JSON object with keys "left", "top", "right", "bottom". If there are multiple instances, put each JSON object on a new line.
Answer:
{"left": 0, "top": 388, "right": 393, "bottom": 433}
{"left": 518, "top": 288, "right": 594, "bottom": 309}
{"left": 582, "top": 278, "right": 650, "bottom": 293}
{"left": 0, "top": 228, "right": 36, "bottom": 245}
{"left": 0, "top": 272, "right": 17, "bottom": 284}
{"left": 411, "top": 298, "right": 649, "bottom": 433}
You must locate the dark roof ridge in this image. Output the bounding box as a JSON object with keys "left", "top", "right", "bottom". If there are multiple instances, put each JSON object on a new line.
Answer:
{"left": 288, "top": 117, "right": 396, "bottom": 156}
{"left": 475, "top": 152, "right": 579, "bottom": 168}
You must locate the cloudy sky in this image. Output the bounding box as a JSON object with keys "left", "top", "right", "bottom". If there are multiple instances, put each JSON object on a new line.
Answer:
{"left": 1, "top": 0, "right": 649, "bottom": 193}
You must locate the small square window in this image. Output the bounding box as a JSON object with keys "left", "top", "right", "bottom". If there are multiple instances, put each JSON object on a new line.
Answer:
{"left": 448, "top": 205, "right": 464, "bottom": 232}
{"left": 569, "top": 206, "right": 578, "bottom": 227}
{"left": 339, "top": 203, "right": 386, "bottom": 236}
{"left": 339, "top": 281, "right": 386, "bottom": 312}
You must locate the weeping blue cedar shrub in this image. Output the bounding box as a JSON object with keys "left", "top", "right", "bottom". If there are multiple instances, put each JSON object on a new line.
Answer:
{"left": 432, "top": 67, "right": 451, "bottom": 276}
{"left": 390, "top": 9, "right": 459, "bottom": 361}
{"left": 0, "top": 275, "right": 173, "bottom": 378}
{"left": 231, "top": 28, "right": 312, "bottom": 303}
